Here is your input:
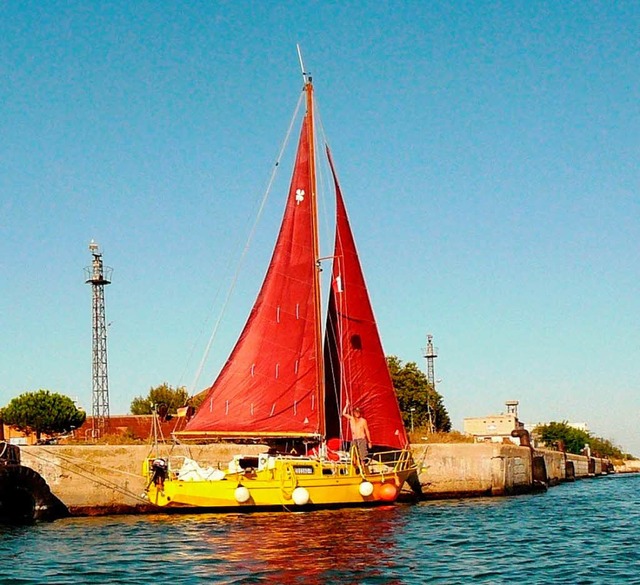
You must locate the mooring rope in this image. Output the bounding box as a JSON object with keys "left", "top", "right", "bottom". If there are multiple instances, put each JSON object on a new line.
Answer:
{"left": 27, "top": 448, "right": 150, "bottom": 504}
{"left": 35, "top": 448, "right": 143, "bottom": 480}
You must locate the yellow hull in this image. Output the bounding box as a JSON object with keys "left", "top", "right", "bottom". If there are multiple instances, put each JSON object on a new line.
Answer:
{"left": 145, "top": 449, "right": 416, "bottom": 510}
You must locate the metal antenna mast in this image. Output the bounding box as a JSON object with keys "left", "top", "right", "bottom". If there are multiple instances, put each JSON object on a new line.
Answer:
{"left": 425, "top": 334, "right": 437, "bottom": 388}
{"left": 85, "top": 240, "right": 112, "bottom": 438}
{"left": 423, "top": 334, "right": 438, "bottom": 433}
{"left": 296, "top": 44, "right": 308, "bottom": 84}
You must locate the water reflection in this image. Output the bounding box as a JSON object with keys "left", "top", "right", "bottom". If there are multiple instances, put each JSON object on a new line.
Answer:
{"left": 7, "top": 477, "right": 640, "bottom": 584}
{"left": 157, "top": 506, "right": 410, "bottom": 584}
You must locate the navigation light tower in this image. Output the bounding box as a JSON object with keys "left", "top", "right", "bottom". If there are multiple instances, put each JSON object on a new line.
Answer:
{"left": 85, "top": 240, "right": 112, "bottom": 438}
{"left": 505, "top": 400, "right": 519, "bottom": 419}
{"left": 423, "top": 334, "right": 438, "bottom": 433}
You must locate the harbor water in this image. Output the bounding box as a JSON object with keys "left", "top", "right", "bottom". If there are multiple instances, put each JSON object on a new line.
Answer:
{"left": 2, "top": 473, "right": 639, "bottom": 584}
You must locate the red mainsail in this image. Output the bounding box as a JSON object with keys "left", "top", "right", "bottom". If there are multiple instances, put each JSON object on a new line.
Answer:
{"left": 183, "top": 113, "right": 324, "bottom": 438}
{"left": 182, "top": 81, "right": 409, "bottom": 450}
{"left": 323, "top": 148, "right": 409, "bottom": 450}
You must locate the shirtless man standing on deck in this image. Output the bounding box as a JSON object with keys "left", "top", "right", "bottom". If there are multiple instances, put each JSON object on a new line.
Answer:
{"left": 342, "top": 403, "right": 372, "bottom": 460}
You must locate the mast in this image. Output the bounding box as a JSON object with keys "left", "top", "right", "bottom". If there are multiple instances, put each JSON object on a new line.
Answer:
{"left": 85, "top": 240, "right": 112, "bottom": 439}
{"left": 424, "top": 334, "right": 437, "bottom": 433}
{"left": 298, "top": 45, "right": 325, "bottom": 435}
{"left": 178, "top": 56, "right": 327, "bottom": 440}
{"left": 303, "top": 69, "right": 326, "bottom": 436}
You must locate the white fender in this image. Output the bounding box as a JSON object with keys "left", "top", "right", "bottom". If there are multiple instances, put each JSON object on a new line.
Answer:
{"left": 235, "top": 485, "right": 251, "bottom": 503}
{"left": 292, "top": 486, "right": 310, "bottom": 505}
{"left": 359, "top": 481, "right": 374, "bottom": 497}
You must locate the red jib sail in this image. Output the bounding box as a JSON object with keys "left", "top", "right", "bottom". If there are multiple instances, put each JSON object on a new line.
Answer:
{"left": 323, "top": 148, "right": 409, "bottom": 450}
{"left": 183, "top": 113, "right": 323, "bottom": 438}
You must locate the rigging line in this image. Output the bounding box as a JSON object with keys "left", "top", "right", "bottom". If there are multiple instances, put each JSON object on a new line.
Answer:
{"left": 322, "top": 141, "right": 354, "bottom": 406}
{"left": 175, "top": 143, "right": 283, "bottom": 390}
{"left": 189, "top": 90, "right": 306, "bottom": 395}
{"left": 316, "top": 113, "right": 351, "bottom": 445}
{"left": 32, "top": 447, "right": 144, "bottom": 480}
{"left": 27, "top": 449, "right": 150, "bottom": 504}
{"left": 177, "top": 135, "right": 293, "bottom": 390}
{"left": 314, "top": 101, "right": 334, "bottom": 262}
{"left": 316, "top": 112, "right": 354, "bottom": 432}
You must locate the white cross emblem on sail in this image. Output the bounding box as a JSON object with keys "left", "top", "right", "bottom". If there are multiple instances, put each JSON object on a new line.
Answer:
{"left": 295, "top": 188, "right": 305, "bottom": 205}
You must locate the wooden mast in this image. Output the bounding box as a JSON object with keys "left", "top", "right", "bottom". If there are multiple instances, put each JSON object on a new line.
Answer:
{"left": 301, "top": 54, "right": 326, "bottom": 438}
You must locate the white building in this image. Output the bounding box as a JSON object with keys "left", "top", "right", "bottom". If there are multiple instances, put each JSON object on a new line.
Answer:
{"left": 463, "top": 401, "right": 525, "bottom": 445}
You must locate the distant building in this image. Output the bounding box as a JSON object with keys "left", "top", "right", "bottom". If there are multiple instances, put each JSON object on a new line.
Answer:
{"left": 463, "top": 400, "right": 525, "bottom": 445}
{"left": 1, "top": 422, "right": 35, "bottom": 446}
{"left": 74, "top": 415, "right": 185, "bottom": 442}
{"left": 1, "top": 415, "right": 182, "bottom": 445}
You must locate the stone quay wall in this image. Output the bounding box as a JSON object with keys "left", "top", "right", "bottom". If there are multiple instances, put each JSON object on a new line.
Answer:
{"left": 415, "top": 442, "right": 530, "bottom": 497}
{"left": 19, "top": 444, "right": 265, "bottom": 515}
{"left": 18, "top": 442, "right": 614, "bottom": 516}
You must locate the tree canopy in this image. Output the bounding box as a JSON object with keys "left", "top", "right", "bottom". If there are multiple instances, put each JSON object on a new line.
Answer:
{"left": 534, "top": 421, "right": 630, "bottom": 459}
{"left": 130, "top": 383, "right": 191, "bottom": 415}
{"left": 1, "top": 389, "right": 86, "bottom": 441}
{"left": 387, "top": 355, "right": 451, "bottom": 433}
{"left": 535, "top": 421, "right": 589, "bottom": 454}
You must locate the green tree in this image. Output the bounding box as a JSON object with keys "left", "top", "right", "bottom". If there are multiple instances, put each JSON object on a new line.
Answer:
{"left": 1, "top": 390, "right": 86, "bottom": 441}
{"left": 536, "top": 421, "right": 631, "bottom": 459}
{"left": 387, "top": 356, "right": 451, "bottom": 432}
{"left": 534, "top": 421, "right": 591, "bottom": 455}
{"left": 589, "top": 436, "right": 627, "bottom": 460}
{"left": 130, "top": 383, "right": 190, "bottom": 415}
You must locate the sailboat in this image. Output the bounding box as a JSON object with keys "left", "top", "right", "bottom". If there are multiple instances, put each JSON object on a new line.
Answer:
{"left": 145, "top": 65, "right": 417, "bottom": 510}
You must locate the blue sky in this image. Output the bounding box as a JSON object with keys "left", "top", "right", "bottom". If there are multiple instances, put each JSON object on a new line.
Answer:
{"left": 1, "top": 2, "right": 639, "bottom": 453}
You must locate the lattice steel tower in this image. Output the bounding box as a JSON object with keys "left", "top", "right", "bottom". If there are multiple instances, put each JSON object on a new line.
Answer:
{"left": 423, "top": 334, "right": 438, "bottom": 433}
{"left": 85, "top": 240, "right": 112, "bottom": 438}
{"left": 424, "top": 334, "right": 438, "bottom": 389}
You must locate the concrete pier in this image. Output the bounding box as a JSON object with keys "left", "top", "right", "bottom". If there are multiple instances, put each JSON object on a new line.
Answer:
{"left": 414, "top": 443, "right": 613, "bottom": 499}
{"left": 15, "top": 442, "right": 616, "bottom": 517}
{"left": 415, "top": 443, "right": 534, "bottom": 498}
